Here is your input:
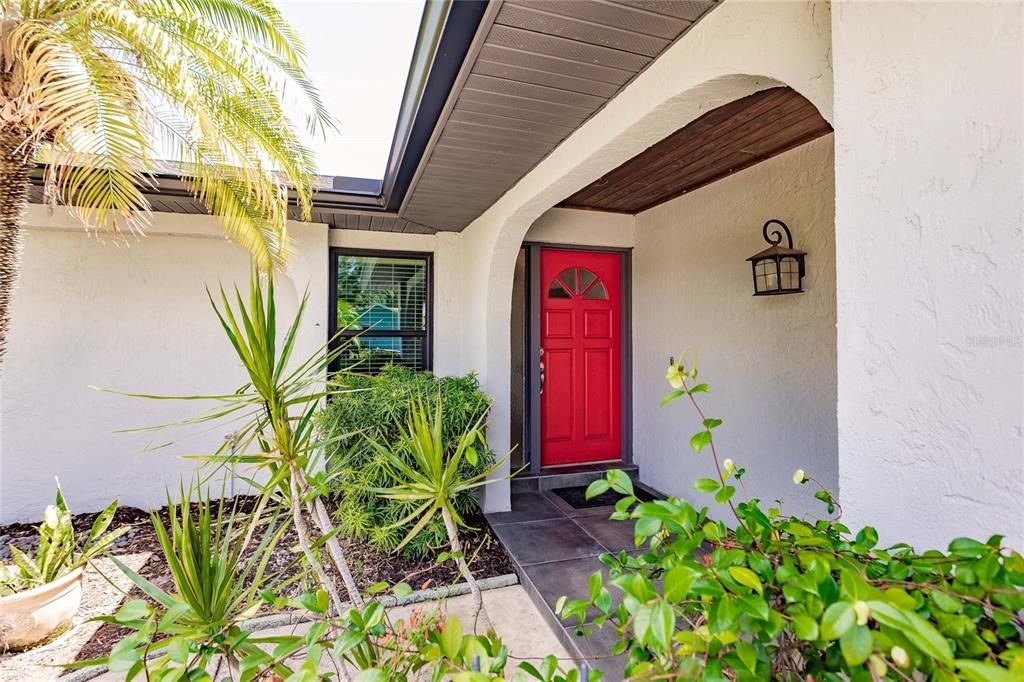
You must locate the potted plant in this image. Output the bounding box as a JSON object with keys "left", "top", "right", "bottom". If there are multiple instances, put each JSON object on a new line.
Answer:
{"left": 0, "top": 484, "right": 127, "bottom": 650}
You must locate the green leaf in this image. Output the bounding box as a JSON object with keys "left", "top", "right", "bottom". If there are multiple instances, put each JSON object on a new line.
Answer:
{"left": 367, "top": 581, "right": 389, "bottom": 595}
{"left": 714, "top": 485, "right": 736, "bottom": 504}
{"left": 635, "top": 515, "right": 662, "bottom": 538}
{"left": 821, "top": 602, "right": 855, "bottom": 641}
{"left": 354, "top": 670, "right": 389, "bottom": 682}
{"left": 703, "top": 521, "right": 722, "bottom": 542}
{"left": 112, "top": 599, "right": 150, "bottom": 624}
{"left": 392, "top": 582, "right": 413, "bottom": 599}
{"left": 956, "top": 659, "right": 1017, "bottom": 682}
{"left": 948, "top": 537, "right": 989, "bottom": 558}
{"left": 791, "top": 613, "right": 819, "bottom": 641}
{"left": 929, "top": 589, "right": 961, "bottom": 614}
{"left": 689, "top": 430, "right": 713, "bottom": 453}
{"left": 664, "top": 566, "right": 697, "bottom": 603}
{"left": 728, "top": 566, "right": 764, "bottom": 595}
{"left": 703, "top": 418, "right": 723, "bottom": 429}
{"left": 107, "top": 637, "right": 141, "bottom": 673}
{"left": 660, "top": 390, "right": 686, "bottom": 406}
{"left": 690, "top": 383, "right": 709, "bottom": 394}
{"left": 736, "top": 640, "right": 758, "bottom": 671}
{"left": 866, "top": 601, "right": 953, "bottom": 665}
{"left": 693, "top": 477, "right": 721, "bottom": 493}
{"left": 737, "top": 594, "right": 770, "bottom": 621}
{"left": 649, "top": 602, "right": 674, "bottom": 649}
{"left": 607, "top": 469, "right": 634, "bottom": 496}
{"left": 440, "top": 616, "right": 463, "bottom": 659}
{"left": 585, "top": 479, "right": 610, "bottom": 499}
{"left": 840, "top": 625, "right": 873, "bottom": 666}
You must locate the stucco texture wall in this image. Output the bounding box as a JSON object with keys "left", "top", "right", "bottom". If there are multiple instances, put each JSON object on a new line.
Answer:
{"left": 833, "top": 1, "right": 1023, "bottom": 548}
{"left": 633, "top": 135, "right": 837, "bottom": 518}
{"left": 0, "top": 209, "right": 328, "bottom": 523}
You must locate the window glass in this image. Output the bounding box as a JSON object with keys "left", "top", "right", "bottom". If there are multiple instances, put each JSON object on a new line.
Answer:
{"left": 583, "top": 281, "right": 608, "bottom": 300}
{"left": 558, "top": 267, "right": 577, "bottom": 293}
{"left": 333, "top": 251, "right": 430, "bottom": 372}
{"left": 548, "top": 280, "right": 572, "bottom": 299}
{"left": 579, "top": 268, "right": 597, "bottom": 292}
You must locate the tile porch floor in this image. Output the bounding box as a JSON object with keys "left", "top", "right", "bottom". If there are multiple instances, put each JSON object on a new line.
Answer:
{"left": 486, "top": 490, "right": 638, "bottom": 680}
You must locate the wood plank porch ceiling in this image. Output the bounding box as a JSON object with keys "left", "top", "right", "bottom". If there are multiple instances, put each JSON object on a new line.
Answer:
{"left": 557, "top": 86, "right": 834, "bottom": 214}
{"left": 400, "top": 0, "right": 722, "bottom": 232}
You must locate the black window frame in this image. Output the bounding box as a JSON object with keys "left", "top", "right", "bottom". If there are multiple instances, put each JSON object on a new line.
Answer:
{"left": 328, "top": 247, "right": 434, "bottom": 373}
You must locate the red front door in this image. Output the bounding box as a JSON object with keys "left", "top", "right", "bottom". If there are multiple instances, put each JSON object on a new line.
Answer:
{"left": 540, "top": 249, "right": 622, "bottom": 466}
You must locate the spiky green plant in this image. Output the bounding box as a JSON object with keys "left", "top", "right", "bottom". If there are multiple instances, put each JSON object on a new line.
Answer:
{"left": 112, "top": 272, "right": 363, "bottom": 614}
{"left": 368, "top": 395, "right": 509, "bottom": 630}
{"left": 88, "top": 481, "right": 317, "bottom": 680}
{"left": 0, "top": 482, "right": 127, "bottom": 596}
{"left": 0, "top": 0, "right": 331, "bottom": 365}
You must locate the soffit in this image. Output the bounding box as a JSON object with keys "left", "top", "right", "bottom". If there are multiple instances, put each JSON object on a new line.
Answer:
{"left": 400, "top": 0, "right": 721, "bottom": 231}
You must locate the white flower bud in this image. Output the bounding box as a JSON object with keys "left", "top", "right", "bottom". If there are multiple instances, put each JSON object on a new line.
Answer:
{"left": 723, "top": 459, "right": 736, "bottom": 475}
{"left": 792, "top": 469, "right": 808, "bottom": 485}
{"left": 853, "top": 600, "right": 870, "bottom": 626}
{"left": 891, "top": 646, "right": 909, "bottom": 668}
{"left": 44, "top": 505, "right": 60, "bottom": 529}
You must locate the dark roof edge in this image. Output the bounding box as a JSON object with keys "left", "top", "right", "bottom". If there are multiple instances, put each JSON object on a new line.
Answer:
{"left": 383, "top": 0, "right": 491, "bottom": 212}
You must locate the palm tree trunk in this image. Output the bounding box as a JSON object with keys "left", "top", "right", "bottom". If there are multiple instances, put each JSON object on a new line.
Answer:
{"left": 0, "top": 132, "right": 33, "bottom": 368}
{"left": 441, "top": 505, "right": 490, "bottom": 633}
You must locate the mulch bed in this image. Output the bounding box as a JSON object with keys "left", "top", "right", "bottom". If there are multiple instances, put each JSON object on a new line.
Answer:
{"left": 0, "top": 496, "right": 515, "bottom": 665}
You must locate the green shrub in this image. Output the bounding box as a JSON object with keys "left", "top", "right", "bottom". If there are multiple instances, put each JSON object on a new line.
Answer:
{"left": 317, "top": 366, "right": 494, "bottom": 557}
{"left": 558, "top": 352, "right": 1024, "bottom": 681}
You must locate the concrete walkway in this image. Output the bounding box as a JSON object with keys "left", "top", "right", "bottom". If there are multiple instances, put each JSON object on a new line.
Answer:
{"left": 487, "top": 490, "right": 638, "bottom": 680}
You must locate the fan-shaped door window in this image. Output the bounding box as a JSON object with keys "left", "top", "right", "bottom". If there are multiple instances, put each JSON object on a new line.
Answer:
{"left": 548, "top": 267, "right": 608, "bottom": 300}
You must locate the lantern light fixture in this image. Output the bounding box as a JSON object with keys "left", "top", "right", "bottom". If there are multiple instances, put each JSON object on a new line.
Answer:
{"left": 746, "top": 219, "right": 806, "bottom": 296}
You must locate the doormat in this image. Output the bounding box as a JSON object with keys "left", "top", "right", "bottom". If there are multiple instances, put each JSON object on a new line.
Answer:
{"left": 551, "top": 483, "right": 656, "bottom": 509}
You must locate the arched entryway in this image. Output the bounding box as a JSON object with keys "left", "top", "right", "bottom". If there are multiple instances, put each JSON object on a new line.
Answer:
{"left": 458, "top": 0, "right": 835, "bottom": 512}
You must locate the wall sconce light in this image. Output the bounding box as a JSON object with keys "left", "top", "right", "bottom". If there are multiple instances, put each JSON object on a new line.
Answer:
{"left": 746, "top": 219, "right": 806, "bottom": 296}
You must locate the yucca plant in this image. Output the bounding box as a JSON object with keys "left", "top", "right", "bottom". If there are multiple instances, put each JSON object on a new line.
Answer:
{"left": 0, "top": 482, "right": 127, "bottom": 595}
{"left": 113, "top": 271, "right": 363, "bottom": 614}
{"left": 90, "top": 481, "right": 315, "bottom": 680}
{"left": 369, "top": 395, "right": 509, "bottom": 631}
{"left": 0, "top": 0, "right": 331, "bottom": 365}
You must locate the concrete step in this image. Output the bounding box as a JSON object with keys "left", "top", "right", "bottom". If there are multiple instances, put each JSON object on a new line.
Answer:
{"left": 511, "top": 462, "right": 639, "bottom": 494}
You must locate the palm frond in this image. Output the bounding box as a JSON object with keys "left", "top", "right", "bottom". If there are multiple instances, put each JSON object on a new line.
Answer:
{"left": 6, "top": 0, "right": 330, "bottom": 270}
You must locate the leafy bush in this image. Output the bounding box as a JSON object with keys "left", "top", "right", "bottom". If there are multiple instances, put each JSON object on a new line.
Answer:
{"left": 0, "top": 484, "right": 127, "bottom": 596}
{"left": 558, "top": 352, "right": 1024, "bottom": 681}
{"left": 317, "top": 366, "right": 495, "bottom": 557}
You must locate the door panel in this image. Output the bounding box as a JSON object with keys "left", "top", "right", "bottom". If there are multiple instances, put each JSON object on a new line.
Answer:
{"left": 540, "top": 249, "right": 622, "bottom": 466}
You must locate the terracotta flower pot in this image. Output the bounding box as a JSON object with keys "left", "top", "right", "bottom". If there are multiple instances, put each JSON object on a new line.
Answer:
{"left": 0, "top": 566, "right": 84, "bottom": 650}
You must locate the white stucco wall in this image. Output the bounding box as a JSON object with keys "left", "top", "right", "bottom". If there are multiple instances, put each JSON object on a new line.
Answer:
{"left": 458, "top": 0, "right": 833, "bottom": 512}
{"left": 634, "top": 135, "right": 836, "bottom": 518}
{"left": 833, "top": 1, "right": 1024, "bottom": 548}
{"left": 525, "top": 208, "right": 635, "bottom": 249}
{"left": 0, "top": 208, "right": 328, "bottom": 523}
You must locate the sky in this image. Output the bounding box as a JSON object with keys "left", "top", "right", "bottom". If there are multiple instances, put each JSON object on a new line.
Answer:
{"left": 279, "top": 0, "right": 426, "bottom": 181}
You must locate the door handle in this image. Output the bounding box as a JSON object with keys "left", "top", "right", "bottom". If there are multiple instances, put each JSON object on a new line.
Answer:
{"left": 539, "top": 348, "right": 545, "bottom": 395}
